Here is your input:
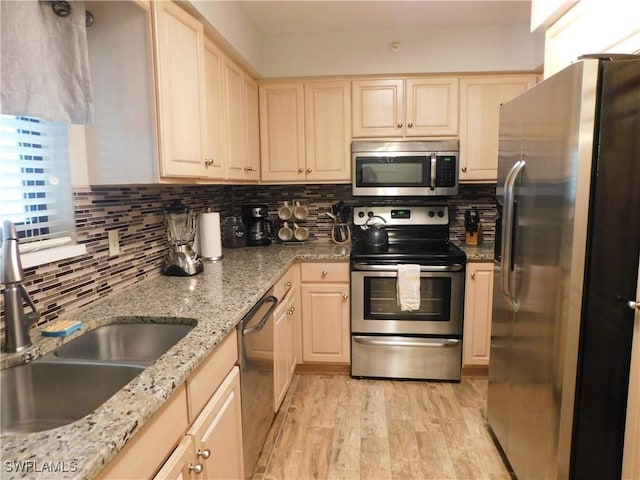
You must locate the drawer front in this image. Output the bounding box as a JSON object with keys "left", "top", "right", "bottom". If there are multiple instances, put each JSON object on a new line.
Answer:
{"left": 273, "top": 265, "right": 297, "bottom": 302}
{"left": 99, "top": 386, "right": 189, "bottom": 480}
{"left": 187, "top": 329, "right": 238, "bottom": 422}
{"left": 300, "top": 262, "right": 349, "bottom": 283}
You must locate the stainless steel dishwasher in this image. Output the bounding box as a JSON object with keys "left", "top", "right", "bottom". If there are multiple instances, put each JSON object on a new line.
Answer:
{"left": 237, "top": 288, "right": 278, "bottom": 478}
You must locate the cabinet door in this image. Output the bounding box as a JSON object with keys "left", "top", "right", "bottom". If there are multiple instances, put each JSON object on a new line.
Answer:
{"left": 274, "top": 292, "right": 295, "bottom": 411}
{"left": 405, "top": 77, "right": 459, "bottom": 136}
{"left": 301, "top": 283, "right": 350, "bottom": 363}
{"left": 352, "top": 79, "right": 404, "bottom": 138}
{"left": 188, "top": 367, "right": 244, "bottom": 480}
{"left": 259, "top": 82, "right": 306, "bottom": 182}
{"left": 202, "top": 38, "right": 225, "bottom": 179}
{"left": 222, "top": 58, "right": 249, "bottom": 181}
{"left": 304, "top": 80, "right": 351, "bottom": 182}
{"left": 153, "top": 436, "right": 196, "bottom": 480}
{"left": 153, "top": 1, "right": 206, "bottom": 178}
{"left": 462, "top": 263, "right": 494, "bottom": 367}
{"left": 459, "top": 75, "right": 537, "bottom": 182}
{"left": 243, "top": 75, "right": 261, "bottom": 181}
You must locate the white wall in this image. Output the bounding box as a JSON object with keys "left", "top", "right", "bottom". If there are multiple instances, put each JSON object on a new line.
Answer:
{"left": 190, "top": 1, "right": 263, "bottom": 75}
{"left": 191, "top": 2, "right": 544, "bottom": 78}
{"left": 259, "top": 25, "right": 543, "bottom": 77}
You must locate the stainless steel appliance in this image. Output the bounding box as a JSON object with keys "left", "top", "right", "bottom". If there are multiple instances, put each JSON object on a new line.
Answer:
{"left": 237, "top": 288, "right": 279, "bottom": 478}
{"left": 242, "top": 204, "right": 273, "bottom": 246}
{"left": 488, "top": 56, "right": 640, "bottom": 480}
{"left": 162, "top": 200, "right": 203, "bottom": 276}
{"left": 350, "top": 205, "right": 466, "bottom": 380}
{"left": 352, "top": 140, "right": 459, "bottom": 196}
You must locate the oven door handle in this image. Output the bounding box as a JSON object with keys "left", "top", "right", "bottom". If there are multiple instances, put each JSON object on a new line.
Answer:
{"left": 353, "top": 336, "right": 460, "bottom": 348}
{"left": 351, "top": 263, "right": 464, "bottom": 272}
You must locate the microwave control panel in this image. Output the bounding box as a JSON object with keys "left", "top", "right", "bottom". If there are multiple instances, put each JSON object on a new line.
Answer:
{"left": 436, "top": 156, "right": 457, "bottom": 187}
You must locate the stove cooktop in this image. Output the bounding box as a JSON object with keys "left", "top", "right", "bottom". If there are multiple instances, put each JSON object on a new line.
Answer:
{"left": 350, "top": 205, "right": 466, "bottom": 265}
{"left": 350, "top": 240, "right": 466, "bottom": 265}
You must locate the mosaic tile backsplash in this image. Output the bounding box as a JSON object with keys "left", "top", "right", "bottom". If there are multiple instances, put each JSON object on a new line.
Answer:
{"left": 0, "top": 183, "right": 495, "bottom": 338}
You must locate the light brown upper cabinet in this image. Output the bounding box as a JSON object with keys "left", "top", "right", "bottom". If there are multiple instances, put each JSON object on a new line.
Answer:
{"left": 222, "top": 58, "right": 260, "bottom": 182}
{"left": 260, "top": 80, "right": 351, "bottom": 183}
{"left": 153, "top": 1, "right": 207, "bottom": 178}
{"left": 459, "top": 74, "right": 538, "bottom": 182}
{"left": 153, "top": 1, "right": 259, "bottom": 183}
{"left": 352, "top": 77, "right": 459, "bottom": 138}
{"left": 202, "top": 38, "right": 225, "bottom": 180}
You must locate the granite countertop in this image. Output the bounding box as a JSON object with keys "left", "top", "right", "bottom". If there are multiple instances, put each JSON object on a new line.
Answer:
{"left": 459, "top": 241, "right": 495, "bottom": 262}
{"left": 0, "top": 243, "right": 350, "bottom": 480}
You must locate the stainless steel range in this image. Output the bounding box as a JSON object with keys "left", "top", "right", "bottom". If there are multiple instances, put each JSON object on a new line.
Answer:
{"left": 350, "top": 205, "right": 466, "bottom": 381}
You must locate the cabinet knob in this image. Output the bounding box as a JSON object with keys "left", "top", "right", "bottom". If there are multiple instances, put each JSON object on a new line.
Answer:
{"left": 471, "top": 273, "right": 476, "bottom": 279}
{"left": 321, "top": 270, "right": 328, "bottom": 277}
{"left": 204, "top": 158, "right": 214, "bottom": 167}
{"left": 628, "top": 300, "right": 639, "bottom": 311}
{"left": 307, "top": 168, "right": 312, "bottom": 173}
{"left": 461, "top": 167, "right": 468, "bottom": 172}
{"left": 343, "top": 294, "right": 349, "bottom": 300}
{"left": 189, "top": 463, "right": 204, "bottom": 474}
{"left": 298, "top": 168, "right": 304, "bottom": 173}
{"left": 397, "top": 122, "right": 403, "bottom": 128}
{"left": 288, "top": 307, "right": 295, "bottom": 315}
{"left": 285, "top": 281, "right": 292, "bottom": 288}
{"left": 244, "top": 166, "right": 254, "bottom": 172}
{"left": 197, "top": 449, "right": 211, "bottom": 459}
{"left": 407, "top": 122, "right": 413, "bottom": 128}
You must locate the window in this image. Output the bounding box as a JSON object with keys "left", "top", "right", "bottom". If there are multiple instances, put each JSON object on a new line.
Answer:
{"left": 0, "top": 114, "right": 75, "bottom": 252}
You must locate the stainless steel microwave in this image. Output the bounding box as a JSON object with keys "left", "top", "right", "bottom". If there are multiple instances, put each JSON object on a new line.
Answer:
{"left": 352, "top": 140, "right": 459, "bottom": 196}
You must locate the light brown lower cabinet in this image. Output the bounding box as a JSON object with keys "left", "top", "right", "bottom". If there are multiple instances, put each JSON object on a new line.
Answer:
{"left": 156, "top": 367, "right": 244, "bottom": 480}
{"left": 300, "top": 262, "right": 350, "bottom": 364}
{"left": 99, "top": 330, "right": 242, "bottom": 480}
{"left": 462, "top": 262, "right": 494, "bottom": 367}
{"left": 274, "top": 285, "right": 299, "bottom": 411}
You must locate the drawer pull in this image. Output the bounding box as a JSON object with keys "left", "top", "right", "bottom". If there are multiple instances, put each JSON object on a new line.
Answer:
{"left": 321, "top": 270, "right": 328, "bottom": 277}
{"left": 189, "top": 463, "right": 204, "bottom": 474}
{"left": 343, "top": 294, "right": 349, "bottom": 300}
{"left": 197, "top": 449, "right": 211, "bottom": 459}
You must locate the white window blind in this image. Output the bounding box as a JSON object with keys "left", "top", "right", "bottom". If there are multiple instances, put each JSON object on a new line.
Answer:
{"left": 0, "top": 114, "right": 75, "bottom": 251}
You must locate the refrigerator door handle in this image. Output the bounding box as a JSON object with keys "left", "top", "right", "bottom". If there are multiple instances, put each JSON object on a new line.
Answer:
{"left": 501, "top": 160, "right": 526, "bottom": 308}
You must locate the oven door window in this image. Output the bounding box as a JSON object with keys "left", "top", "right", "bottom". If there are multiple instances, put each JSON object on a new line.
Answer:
{"left": 356, "top": 156, "right": 428, "bottom": 187}
{"left": 363, "top": 276, "right": 451, "bottom": 321}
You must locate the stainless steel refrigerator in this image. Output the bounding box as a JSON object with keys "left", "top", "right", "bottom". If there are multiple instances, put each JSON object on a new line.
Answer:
{"left": 488, "top": 56, "right": 640, "bottom": 480}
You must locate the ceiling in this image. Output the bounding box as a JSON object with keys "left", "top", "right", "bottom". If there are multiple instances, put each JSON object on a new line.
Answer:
{"left": 237, "top": 1, "right": 532, "bottom": 35}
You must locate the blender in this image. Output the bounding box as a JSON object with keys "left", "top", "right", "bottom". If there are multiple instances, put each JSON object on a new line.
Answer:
{"left": 163, "top": 199, "right": 203, "bottom": 276}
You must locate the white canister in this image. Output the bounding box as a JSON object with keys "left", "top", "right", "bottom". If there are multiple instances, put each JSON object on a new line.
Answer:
{"left": 197, "top": 211, "right": 223, "bottom": 261}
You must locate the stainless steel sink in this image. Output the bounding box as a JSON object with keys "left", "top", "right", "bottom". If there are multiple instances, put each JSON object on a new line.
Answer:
{"left": 0, "top": 322, "right": 194, "bottom": 434}
{"left": 52, "top": 323, "right": 194, "bottom": 366}
{"left": 1, "top": 361, "right": 144, "bottom": 434}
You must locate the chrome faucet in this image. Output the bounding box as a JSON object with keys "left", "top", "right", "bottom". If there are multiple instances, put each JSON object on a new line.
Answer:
{"left": 1, "top": 220, "right": 40, "bottom": 353}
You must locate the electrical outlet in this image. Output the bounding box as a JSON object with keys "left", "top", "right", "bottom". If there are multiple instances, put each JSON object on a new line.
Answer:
{"left": 108, "top": 230, "right": 120, "bottom": 257}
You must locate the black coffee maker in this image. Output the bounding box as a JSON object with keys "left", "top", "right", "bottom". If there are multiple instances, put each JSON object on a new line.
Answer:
{"left": 242, "top": 204, "right": 272, "bottom": 246}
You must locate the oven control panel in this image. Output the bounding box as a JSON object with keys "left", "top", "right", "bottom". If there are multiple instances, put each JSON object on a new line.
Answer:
{"left": 353, "top": 206, "right": 449, "bottom": 226}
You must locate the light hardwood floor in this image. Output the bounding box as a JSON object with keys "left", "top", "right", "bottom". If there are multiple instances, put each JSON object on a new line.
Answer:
{"left": 253, "top": 374, "right": 512, "bottom": 480}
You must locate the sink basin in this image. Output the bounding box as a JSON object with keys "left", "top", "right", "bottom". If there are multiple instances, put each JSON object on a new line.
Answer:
{"left": 1, "top": 361, "right": 144, "bottom": 434}
{"left": 53, "top": 323, "right": 194, "bottom": 366}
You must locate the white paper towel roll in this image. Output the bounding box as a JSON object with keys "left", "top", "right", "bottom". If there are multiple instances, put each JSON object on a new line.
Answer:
{"left": 197, "top": 211, "right": 223, "bottom": 261}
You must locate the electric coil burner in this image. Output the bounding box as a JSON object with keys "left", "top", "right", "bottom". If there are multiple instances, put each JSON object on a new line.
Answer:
{"left": 350, "top": 205, "right": 466, "bottom": 381}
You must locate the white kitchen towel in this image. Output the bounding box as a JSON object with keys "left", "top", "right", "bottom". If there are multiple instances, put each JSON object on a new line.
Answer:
{"left": 396, "top": 264, "right": 421, "bottom": 311}
{"left": 1, "top": 0, "right": 94, "bottom": 124}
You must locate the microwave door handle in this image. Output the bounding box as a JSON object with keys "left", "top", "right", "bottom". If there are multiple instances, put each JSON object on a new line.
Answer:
{"left": 430, "top": 154, "right": 437, "bottom": 190}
